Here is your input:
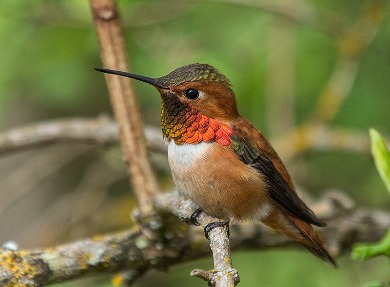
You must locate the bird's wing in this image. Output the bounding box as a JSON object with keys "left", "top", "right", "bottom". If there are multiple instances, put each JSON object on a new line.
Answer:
{"left": 230, "top": 119, "right": 326, "bottom": 227}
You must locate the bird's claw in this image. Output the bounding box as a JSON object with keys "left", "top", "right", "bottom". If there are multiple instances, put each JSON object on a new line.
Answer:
{"left": 204, "top": 221, "right": 230, "bottom": 240}
{"left": 190, "top": 208, "right": 203, "bottom": 226}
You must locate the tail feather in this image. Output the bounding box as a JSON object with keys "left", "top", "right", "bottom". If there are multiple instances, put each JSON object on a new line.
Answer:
{"left": 262, "top": 211, "right": 338, "bottom": 268}
{"left": 289, "top": 216, "right": 338, "bottom": 268}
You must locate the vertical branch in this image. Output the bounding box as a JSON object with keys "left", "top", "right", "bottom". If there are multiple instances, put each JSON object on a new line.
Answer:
{"left": 191, "top": 226, "right": 239, "bottom": 287}
{"left": 208, "top": 228, "right": 239, "bottom": 287}
{"left": 90, "top": 0, "right": 159, "bottom": 217}
{"left": 154, "top": 193, "right": 240, "bottom": 286}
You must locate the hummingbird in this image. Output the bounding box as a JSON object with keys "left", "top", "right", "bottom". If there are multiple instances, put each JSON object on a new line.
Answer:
{"left": 96, "top": 63, "right": 337, "bottom": 267}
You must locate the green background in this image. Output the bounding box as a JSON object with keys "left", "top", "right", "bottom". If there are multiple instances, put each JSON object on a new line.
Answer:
{"left": 0, "top": 1, "right": 389, "bottom": 286}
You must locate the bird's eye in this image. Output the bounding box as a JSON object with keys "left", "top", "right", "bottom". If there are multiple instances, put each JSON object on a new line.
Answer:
{"left": 184, "top": 88, "right": 200, "bottom": 100}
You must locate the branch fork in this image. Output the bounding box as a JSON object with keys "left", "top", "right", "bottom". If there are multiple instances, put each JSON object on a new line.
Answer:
{"left": 191, "top": 268, "right": 240, "bottom": 287}
{"left": 154, "top": 193, "right": 239, "bottom": 286}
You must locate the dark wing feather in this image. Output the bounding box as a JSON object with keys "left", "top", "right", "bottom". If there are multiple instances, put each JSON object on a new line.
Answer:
{"left": 231, "top": 134, "right": 326, "bottom": 227}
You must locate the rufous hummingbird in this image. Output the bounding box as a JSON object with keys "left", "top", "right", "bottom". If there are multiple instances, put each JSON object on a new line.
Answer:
{"left": 96, "top": 63, "right": 337, "bottom": 267}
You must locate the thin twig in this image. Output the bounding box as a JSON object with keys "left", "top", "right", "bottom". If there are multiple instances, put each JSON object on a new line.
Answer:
{"left": 200, "top": 225, "right": 239, "bottom": 287}
{"left": 0, "top": 116, "right": 166, "bottom": 155}
{"left": 90, "top": 0, "right": 159, "bottom": 217}
{"left": 0, "top": 116, "right": 116, "bottom": 154}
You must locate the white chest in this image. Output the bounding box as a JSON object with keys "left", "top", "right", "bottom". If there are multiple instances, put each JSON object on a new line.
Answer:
{"left": 167, "top": 141, "right": 211, "bottom": 198}
{"left": 167, "top": 141, "right": 210, "bottom": 170}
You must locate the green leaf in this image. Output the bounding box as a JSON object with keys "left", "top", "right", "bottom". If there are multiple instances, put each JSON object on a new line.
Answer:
{"left": 351, "top": 130, "right": 390, "bottom": 263}
{"left": 369, "top": 128, "right": 390, "bottom": 194}
{"left": 352, "top": 228, "right": 390, "bottom": 261}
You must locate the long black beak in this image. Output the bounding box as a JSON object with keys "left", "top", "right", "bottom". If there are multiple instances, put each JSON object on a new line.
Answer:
{"left": 95, "top": 68, "right": 168, "bottom": 89}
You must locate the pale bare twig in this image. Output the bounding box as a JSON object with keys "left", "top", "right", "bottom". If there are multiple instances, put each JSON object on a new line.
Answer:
{"left": 0, "top": 116, "right": 166, "bottom": 155}
{"left": 0, "top": 116, "right": 116, "bottom": 155}
{"left": 90, "top": 0, "right": 159, "bottom": 217}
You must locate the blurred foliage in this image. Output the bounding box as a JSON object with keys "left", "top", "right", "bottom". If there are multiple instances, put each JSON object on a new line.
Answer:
{"left": 0, "top": 0, "right": 390, "bottom": 286}
{"left": 353, "top": 228, "right": 390, "bottom": 261}
{"left": 352, "top": 129, "right": 390, "bottom": 287}
{"left": 369, "top": 129, "right": 390, "bottom": 194}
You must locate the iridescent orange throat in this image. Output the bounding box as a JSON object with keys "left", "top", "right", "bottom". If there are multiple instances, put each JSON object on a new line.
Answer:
{"left": 161, "top": 93, "right": 233, "bottom": 145}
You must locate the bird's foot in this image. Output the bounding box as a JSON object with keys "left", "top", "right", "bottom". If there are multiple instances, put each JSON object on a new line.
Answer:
{"left": 204, "top": 221, "right": 230, "bottom": 240}
{"left": 190, "top": 208, "right": 203, "bottom": 226}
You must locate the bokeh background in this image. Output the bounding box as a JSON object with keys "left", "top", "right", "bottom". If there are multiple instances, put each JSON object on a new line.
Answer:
{"left": 0, "top": 1, "right": 390, "bottom": 286}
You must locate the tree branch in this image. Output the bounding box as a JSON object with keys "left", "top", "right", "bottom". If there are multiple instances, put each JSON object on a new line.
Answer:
{"left": 1, "top": 191, "right": 389, "bottom": 286}
{"left": 154, "top": 192, "right": 240, "bottom": 286}
{"left": 90, "top": 0, "right": 159, "bottom": 217}
{"left": 0, "top": 116, "right": 166, "bottom": 156}
{"left": 0, "top": 227, "right": 178, "bottom": 287}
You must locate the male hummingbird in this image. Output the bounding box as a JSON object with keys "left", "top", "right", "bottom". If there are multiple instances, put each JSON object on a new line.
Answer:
{"left": 96, "top": 64, "right": 337, "bottom": 267}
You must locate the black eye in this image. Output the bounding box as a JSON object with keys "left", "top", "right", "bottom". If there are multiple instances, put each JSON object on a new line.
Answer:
{"left": 184, "top": 88, "right": 200, "bottom": 100}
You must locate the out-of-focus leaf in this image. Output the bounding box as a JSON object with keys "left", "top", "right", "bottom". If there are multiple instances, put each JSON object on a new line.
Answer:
{"left": 352, "top": 227, "right": 390, "bottom": 261}
{"left": 351, "top": 130, "right": 390, "bottom": 262}
{"left": 370, "top": 128, "right": 390, "bottom": 194}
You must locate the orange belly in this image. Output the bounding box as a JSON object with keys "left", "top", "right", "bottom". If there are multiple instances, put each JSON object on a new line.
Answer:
{"left": 167, "top": 141, "right": 270, "bottom": 221}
